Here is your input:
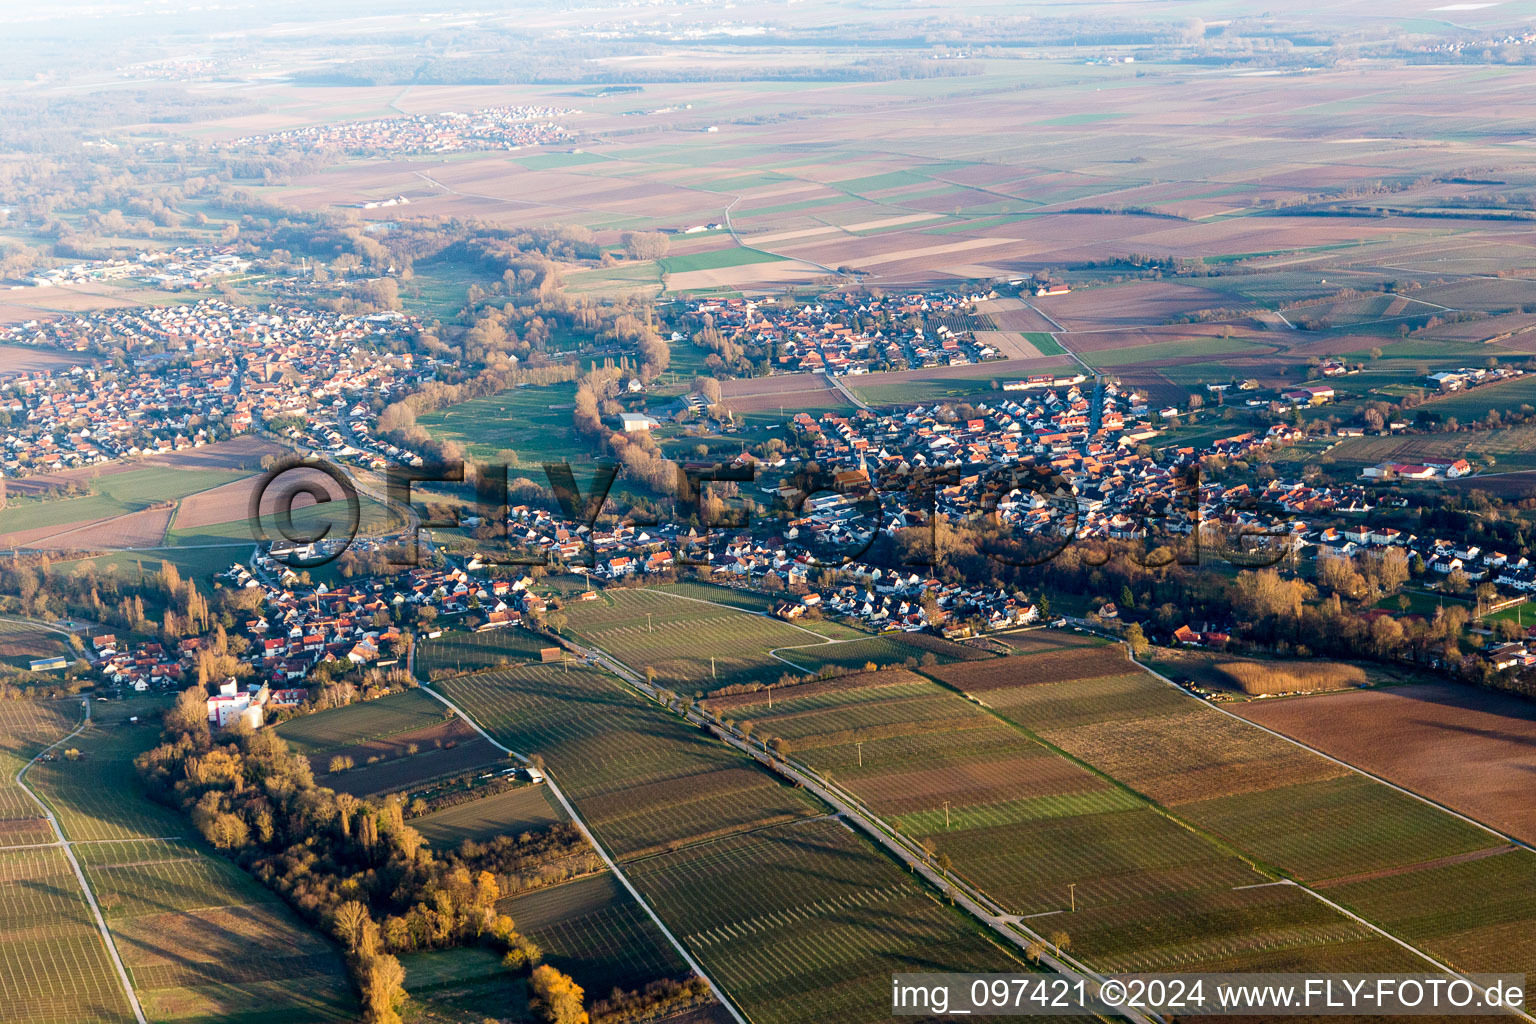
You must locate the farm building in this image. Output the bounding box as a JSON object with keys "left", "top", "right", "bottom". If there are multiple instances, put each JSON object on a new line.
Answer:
{"left": 618, "top": 412, "right": 660, "bottom": 432}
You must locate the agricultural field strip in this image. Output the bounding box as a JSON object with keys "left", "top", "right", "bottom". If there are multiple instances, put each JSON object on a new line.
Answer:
{"left": 414, "top": 681, "right": 751, "bottom": 1024}
{"left": 716, "top": 652, "right": 1533, "bottom": 986}
{"left": 1124, "top": 650, "right": 1536, "bottom": 1013}
{"left": 566, "top": 588, "right": 859, "bottom": 690}
{"left": 622, "top": 587, "right": 855, "bottom": 642}
{"left": 555, "top": 638, "right": 1158, "bottom": 1019}
{"left": 1129, "top": 654, "right": 1533, "bottom": 855}
{"left": 12, "top": 706, "right": 146, "bottom": 1024}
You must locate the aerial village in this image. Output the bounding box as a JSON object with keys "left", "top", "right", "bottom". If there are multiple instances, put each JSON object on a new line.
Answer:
{"left": 232, "top": 105, "right": 578, "bottom": 154}
{"left": 6, "top": 294, "right": 1536, "bottom": 706}
{"left": 0, "top": 302, "right": 425, "bottom": 475}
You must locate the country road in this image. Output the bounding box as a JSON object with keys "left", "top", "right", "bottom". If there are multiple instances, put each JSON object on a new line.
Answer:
{"left": 415, "top": 681, "right": 751, "bottom": 1024}
{"left": 16, "top": 701, "right": 148, "bottom": 1024}
{"left": 550, "top": 625, "right": 1160, "bottom": 1024}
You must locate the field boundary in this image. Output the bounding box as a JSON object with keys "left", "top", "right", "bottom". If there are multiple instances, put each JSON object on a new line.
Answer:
{"left": 415, "top": 681, "right": 750, "bottom": 1024}
{"left": 564, "top": 633, "right": 1156, "bottom": 1024}
{"left": 1126, "top": 647, "right": 1536, "bottom": 1022}
{"left": 1131, "top": 652, "right": 1533, "bottom": 856}
{"left": 15, "top": 702, "right": 147, "bottom": 1024}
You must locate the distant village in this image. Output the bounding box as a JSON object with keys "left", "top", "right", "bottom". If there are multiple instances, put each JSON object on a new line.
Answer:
{"left": 6, "top": 245, "right": 250, "bottom": 291}
{"left": 232, "top": 106, "right": 578, "bottom": 155}
{"left": 685, "top": 292, "right": 1020, "bottom": 374}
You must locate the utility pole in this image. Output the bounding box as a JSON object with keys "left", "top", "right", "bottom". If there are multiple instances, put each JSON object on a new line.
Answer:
{"left": 710, "top": 656, "right": 716, "bottom": 680}
{"left": 647, "top": 612, "right": 652, "bottom": 632}
{"left": 1069, "top": 883, "right": 1076, "bottom": 912}
{"left": 943, "top": 800, "right": 951, "bottom": 829}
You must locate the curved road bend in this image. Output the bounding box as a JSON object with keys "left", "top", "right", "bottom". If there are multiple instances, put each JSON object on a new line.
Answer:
{"left": 16, "top": 701, "right": 148, "bottom": 1024}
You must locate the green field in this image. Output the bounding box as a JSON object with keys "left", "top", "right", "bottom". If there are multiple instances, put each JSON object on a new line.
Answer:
{"left": 435, "top": 661, "right": 819, "bottom": 858}
{"left": 772, "top": 633, "right": 982, "bottom": 673}
{"left": 564, "top": 587, "right": 831, "bottom": 692}
{"left": 0, "top": 699, "right": 140, "bottom": 1024}
{"left": 952, "top": 648, "right": 1522, "bottom": 974}
{"left": 1324, "top": 848, "right": 1536, "bottom": 978}
{"left": 659, "top": 246, "right": 788, "bottom": 275}
{"left": 1417, "top": 373, "right": 1536, "bottom": 421}
{"left": 0, "top": 845, "right": 138, "bottom": 1024}
{"left": 416, "top": 382, "right": 586, "bottom": 466}
{"left": 561, "top": 260, "right": 664, "bottom": 298}
{"left": 651, "top": 582, "right": 866, "bottom": 637}
{"left": 1082, "top": 336, "right": 1270, "bottom": 368}
{"left": 400, "top": 946, "right": 528, "bottom": 1022}
{"left": 435, "top": 659, "right": 1024, "bottom": 1024}
{"left": 416, "top": 627, "right": 552, "bottom": 678}
{"left": 0, "top": 468, "right": 247, "bottom": 536}
{"left": 514, "top": 151, "right": 609, "bottom": 170}
{"left": 0, "top": 699, "right": 75, "bottom": 846}
{"left": 1023, "top": 331, "right": 1066, "bottom": 355}
{"left": 412, "top": 784, "right": 564, "bottom": 845}
{"left": 708, "top": 648, "right": 1515, "bottom": 979}
{"left": 624, "top": 817, "right": 1020, "bottom": 1024}
{"left": 501, "top": 872, "right": 689, "bottom": 995}
{"left": 0, "top": 618, "right": 70, "bottom": 671}
{"left": 274, "top": 688, "right": 451, "bottom": 755}
{"left": 846, "top": 371, "right": 1002, "bottom": 407}
{"left": 403, "top": 253, "right": 507, "bottom": 321}
{"left": 162, "top": 490, "right": 403, "bottom": 562}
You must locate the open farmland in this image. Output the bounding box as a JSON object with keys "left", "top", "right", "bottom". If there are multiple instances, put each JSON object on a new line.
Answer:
{"left": 0, "top": 618, "right": 70, "bottom": 672}
{"left": 623, "top": 817, "right": 1020, "bottom": 1024}
{"left": 0, "top": 846, "right": 137, "bottom": 1024}
{"left": 276, "top": 688, "right": 504, "bottom": 795}
{"left": 275, "top": 687, "right": 453, "bottom": 754}
{"left": 413, "top": 784, "right": 564, "bottom": 845}
{"left": 0, "top": 700, "right": 138, "bottom": 1024}
{"left": 563, "top": 586, "right": 837, "bottom": 693}
{"left": 1236, "top": 682, "right": 1536, "bottom": 845}
{"left": 0, "top": 700, "right": 76, "bottom": 846}
{"left": 958, "top": 644, "right": 1533, "bottom": 976}
{"left": 434, "top": 661, "right": 820, "bottom": 858}
{"left": 928, "top": 644, "right": 1134, "bottom": 692}
{"left": 23, "top": 701, "right": 358, "bottom": 1022}
{"left": 416, "top": 626, "right": 552, "bottom": 678}
{"left": 0, "top": 466, "right": 248, "bottom": 547}
{"left": 416, "top": 381, "right": 586, "bottom": 467}
{"left": 718, "top": 373, "right": 853, "bottom": 418}
{"left": 1320, "top": 848, "right": 1536, "bottom": 979}
{"left": 771, "top": 632, "right": 987, "bottom": 674}
{"left": 703, "top": 668, "right": 1369, "bottom": 972}
{"left": 706, "top": 650, "right": 1529, "bottom": 979}
{"left": 434, "top": 661, "right": 1026, "bottom": 1023}
{"left": 501, "top": 872, "right": 689, "bottom": 996}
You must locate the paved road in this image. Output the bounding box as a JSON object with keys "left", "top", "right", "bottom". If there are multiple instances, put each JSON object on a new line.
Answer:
{"left": 823, "top": 370, "right": 870, "bottom": 411}
{"left": 560, "top": 632, "right": 1157, "bottom": 1024}
{"left": 416, "top": 682, "right": 750, "bottom": 1024}
{"left": 16, "top": 702, "right": 147, "bottom": 1024}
